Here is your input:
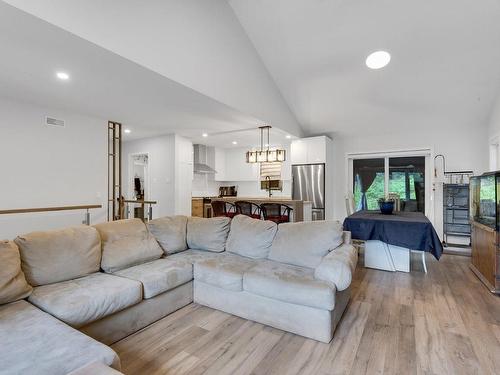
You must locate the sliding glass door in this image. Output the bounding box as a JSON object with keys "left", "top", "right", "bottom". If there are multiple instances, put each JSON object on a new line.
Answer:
{"left": 388, "top": 157, "right": 425, "bottom": 212}
{"left": 352, "top": 155, "right": 426, "bottom": 213}
{"left": 353, "top": 158, "right": 385, "bottom": 210}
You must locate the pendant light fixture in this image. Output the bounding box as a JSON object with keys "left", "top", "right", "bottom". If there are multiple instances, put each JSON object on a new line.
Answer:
{"left": 246, "top": 126, "right": 286, "bottom": 163}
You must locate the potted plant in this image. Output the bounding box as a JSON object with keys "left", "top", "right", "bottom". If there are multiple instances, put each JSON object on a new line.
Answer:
{"left": 378, "top": 197, "right": 395, "bottom": 215}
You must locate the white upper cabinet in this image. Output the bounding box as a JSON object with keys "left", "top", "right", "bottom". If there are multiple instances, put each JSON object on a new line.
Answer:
{"left": 291, "top": 136, "right": 328, "bottom": 164}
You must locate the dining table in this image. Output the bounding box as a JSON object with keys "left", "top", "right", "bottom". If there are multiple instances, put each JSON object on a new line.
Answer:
{"left": 343, "top": 210, "right": 443, "bottom": 273}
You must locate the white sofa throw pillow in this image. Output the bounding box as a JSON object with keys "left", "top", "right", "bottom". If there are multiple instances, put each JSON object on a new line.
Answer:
{"left": 226, "top": 215, "right": 277, "bottom": 259}
{"left": 268, "top": 221, "right": 344, "bottom": 268}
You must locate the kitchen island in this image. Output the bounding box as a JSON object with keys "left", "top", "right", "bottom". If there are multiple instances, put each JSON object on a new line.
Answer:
{"left": 212, "top": 197, "right": 312, "bottom": 222}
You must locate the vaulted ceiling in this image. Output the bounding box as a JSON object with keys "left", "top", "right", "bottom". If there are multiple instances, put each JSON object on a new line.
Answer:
{"left": 3, "top": 0, "right": 500, "bottom": 140}
{"left": 229, "top": 0, "right": 500, "bottom": 137}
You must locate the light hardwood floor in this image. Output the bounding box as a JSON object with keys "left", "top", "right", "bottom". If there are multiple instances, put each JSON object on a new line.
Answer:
{"left": 112, "top": 254, "right": 500, "bottom": 375}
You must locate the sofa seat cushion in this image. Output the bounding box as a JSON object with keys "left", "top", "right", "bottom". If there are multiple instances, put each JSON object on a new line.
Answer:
{"left": 0, "top": 240, "right": 32, "bottom": 305}
{"left": 147, "top": 215, "right": 188, "bottom": 255}
{"left": 226, "top": 215, "right": 277, "bottom": 259}
{"left": 15, "top": 226, "right": 101, "bottom": 286}
{"left": 95, "top": 219, "right": 163, "bottom": 273}
{"left": 268, "top": 221, "right": 344, "bottom": 268}
{"left": 114, "top": 258, "right": 193, "bottom": 299}
{"left": 0, "top": 300, "right": 120, "bottom": 375}
{"left": 194, "top": 254, "right": 258, "bottom": 291}
{"left": 28, "top": 273, "right": 142, "bottom": 328}
{"left": 187, "top": 217, "right": 231, "bottom": 252}
{"left": 167, "top": 248, "right": 224, "bottom": 264}
{"left": 243, "top": 261, "right": 335, "bottom": 310}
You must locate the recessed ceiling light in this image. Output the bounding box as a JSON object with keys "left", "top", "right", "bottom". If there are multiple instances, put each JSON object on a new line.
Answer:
{"left": 124, "top": 129, "right": 131, "bottom": 134}
{"left": 365, "top": 51, "right": 391, "bottom": 69}
{"left": 232, "top": 141, "right": 238, "bottom": 145}
{"left": 202, "top": 133, "right": 208, "bottom": 137}
{"left": 285, "top": 135, "right": 292, "bottom": 139}
{"left": 56, "top": 72, "right": 70, "bottom": 80}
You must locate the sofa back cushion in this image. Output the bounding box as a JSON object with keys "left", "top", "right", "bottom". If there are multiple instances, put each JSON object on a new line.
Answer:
{"left": 147, "top": 215, "right": 188, "bottom": 255}
{"left": 187, "top": 217, "right": 230, "bottom": 252}
{"left": 267, "top": 221, "right": 344, "bottom": 268}
{"left": 0, "top": 241, "right": 32, "bottom": 304}
{"left": 94, "top": 218, "right": 163, "bottom": 273}
{"left": 226, "top": 215, "right": 277, "bottom": 259}
{"left": 15, "top": 226, "right": 101, "bottom": 286}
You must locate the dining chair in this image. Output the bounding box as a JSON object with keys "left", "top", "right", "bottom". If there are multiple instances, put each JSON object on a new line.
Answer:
{"left": 234, "top": 201, "right": 262, "bottom": 219}
{"left": 261, "top": 203, "right": 293, "bottom": 224}
{"left": 211, "top": 200, "right": 237, "bottom": 218}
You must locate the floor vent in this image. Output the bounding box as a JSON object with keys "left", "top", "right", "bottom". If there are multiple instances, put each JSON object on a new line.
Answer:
{"left": 45, "top": 116, "right": 65, "bottom": 127}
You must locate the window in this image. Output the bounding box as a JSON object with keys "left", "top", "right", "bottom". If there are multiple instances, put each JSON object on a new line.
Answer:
{"left": 350, "top": 153, "right": 428, "bottom": 213}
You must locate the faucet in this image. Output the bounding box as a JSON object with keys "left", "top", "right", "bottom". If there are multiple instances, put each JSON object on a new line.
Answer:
{"left": 265, "top": 176, "right": 272, "bottom": 198}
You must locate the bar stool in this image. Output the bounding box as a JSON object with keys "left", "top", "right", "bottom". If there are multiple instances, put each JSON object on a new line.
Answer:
{"left": 235, "top": 201, "right": 262, "bottom": 219}
{"left": 261, "top": 203, "right": 293, "bottom": 224}
{"left": 211, "top": 200, "right": 237, "bottom": 218}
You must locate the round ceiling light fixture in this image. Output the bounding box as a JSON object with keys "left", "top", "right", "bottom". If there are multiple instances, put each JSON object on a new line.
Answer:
{"left": 365, "top": 51, "right": 391, "bottom": 69}
{"left": 202, "top": 133, "right": 208, "bottom": 137}
{"left": 232, "top": 141, "right": 238, "bottom": 145}
{"left": 124, "top": 129, "right": 131, "bottom": 134}
{"left": 56, "top": 71, "right": 70, "bottom": 80}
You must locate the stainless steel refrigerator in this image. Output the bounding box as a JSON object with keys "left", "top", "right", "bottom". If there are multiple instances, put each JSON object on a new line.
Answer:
{"left": 292, "top": 164, "right": 325, "bottom": 220}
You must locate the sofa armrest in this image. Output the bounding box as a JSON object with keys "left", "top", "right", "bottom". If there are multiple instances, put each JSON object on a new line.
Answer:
{"left": 314, "top": 243, "right": 357, "bottom": 291}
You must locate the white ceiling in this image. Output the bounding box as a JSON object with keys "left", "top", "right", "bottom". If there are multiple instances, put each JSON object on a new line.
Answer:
{"left": 229, "top": 0, "right": 500, "bottom": 137}
{"left": 0, "top": 1, "right": 266, "bottom": 142}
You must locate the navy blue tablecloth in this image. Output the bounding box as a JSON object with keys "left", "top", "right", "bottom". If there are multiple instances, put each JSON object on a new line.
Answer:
{"left": 343, "top": 211, "right": 443, "bottom": 259}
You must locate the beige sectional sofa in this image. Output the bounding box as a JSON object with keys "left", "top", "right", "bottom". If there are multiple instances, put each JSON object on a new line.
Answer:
{"left": 0, "top": 215, "right": 357, "bottom": 375}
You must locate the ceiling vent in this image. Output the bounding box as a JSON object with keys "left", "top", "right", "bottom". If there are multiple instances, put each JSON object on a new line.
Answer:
{"left": 45, "top": 116, "right": 65, "bottom": 128}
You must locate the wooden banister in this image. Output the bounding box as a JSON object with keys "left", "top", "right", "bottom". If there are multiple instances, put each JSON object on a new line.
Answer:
{"left": 0, "top": 204, "right": 102, "bottom": 215}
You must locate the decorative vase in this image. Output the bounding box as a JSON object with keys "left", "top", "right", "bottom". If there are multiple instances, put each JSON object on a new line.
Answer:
{"left": 378, "top": 200, "right": 394, "bottom": 215}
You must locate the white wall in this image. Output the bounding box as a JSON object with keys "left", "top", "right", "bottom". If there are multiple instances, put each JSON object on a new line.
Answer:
{"left": 122, "top": 134, "right": 193, "bottom": 218}
{"left": 487, "top": 92, "right": 500, "bottom": 171}
{"left": 5, "top": 0, "right": 303, "bottom": 137}
{"left": 332, "top": 126, "right": 488, "bottom": 237}
{"left": 192, "top": 173, "right": 220, "bottom": 197}
{"left": 122, "top": 135, "right": 176, "bottom": 218}
{"left": 0, "top": 97, "right": 107, "bottom": 239}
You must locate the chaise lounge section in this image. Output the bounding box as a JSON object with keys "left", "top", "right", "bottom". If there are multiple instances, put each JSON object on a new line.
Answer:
{"left": 0, "top": 215, "right": 357, "bottom": 374}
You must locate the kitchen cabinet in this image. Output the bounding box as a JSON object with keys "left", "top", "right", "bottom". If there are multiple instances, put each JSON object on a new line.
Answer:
{"left": 291, "top": 136, "right": 327, "bottom": 164}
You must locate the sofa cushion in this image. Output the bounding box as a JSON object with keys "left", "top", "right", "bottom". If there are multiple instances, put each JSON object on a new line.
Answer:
{"left": 314, "top": 243, "right": 357, "bottom": 291}
{"left": 226, "top": 215, "right": 277, "bottom": 259}
{"left": 28, "top": 273, "right": 142, "bottom": 328}
{"left": 0, "top": 300, "right": 120, "bottom": 375}
{"left": 147, "top": 215, "right": 188, "bottom": 255}
{"left": 168, "top": 248, "right": 224, "bottom": 264}
{"left": 187, "top": 217, "right": 231, "bottom": 252}
{"left": 268, "top": 221, "right": 344, "bottom": 268}
{"left": 114, "top": 258, "right": 192, "bottom": 299}
{"left": 95, "top": 219, "right": 163, "bottom": 273}
{"left": 243, "top": 260, "right": 335, "bottom": 310}
{"left": 0, "top": 241, "right": 32, "bottom": 305}
{"left": 15, "top": 226, "right": 101, "bottom": 286}
{"left": 194, "top": 254, "right": 258, "bottom": 291}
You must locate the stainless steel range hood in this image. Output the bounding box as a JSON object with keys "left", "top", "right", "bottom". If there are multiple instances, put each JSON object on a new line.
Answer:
{"left": 193, "top": 144, "right": 217, "bottom": 174}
